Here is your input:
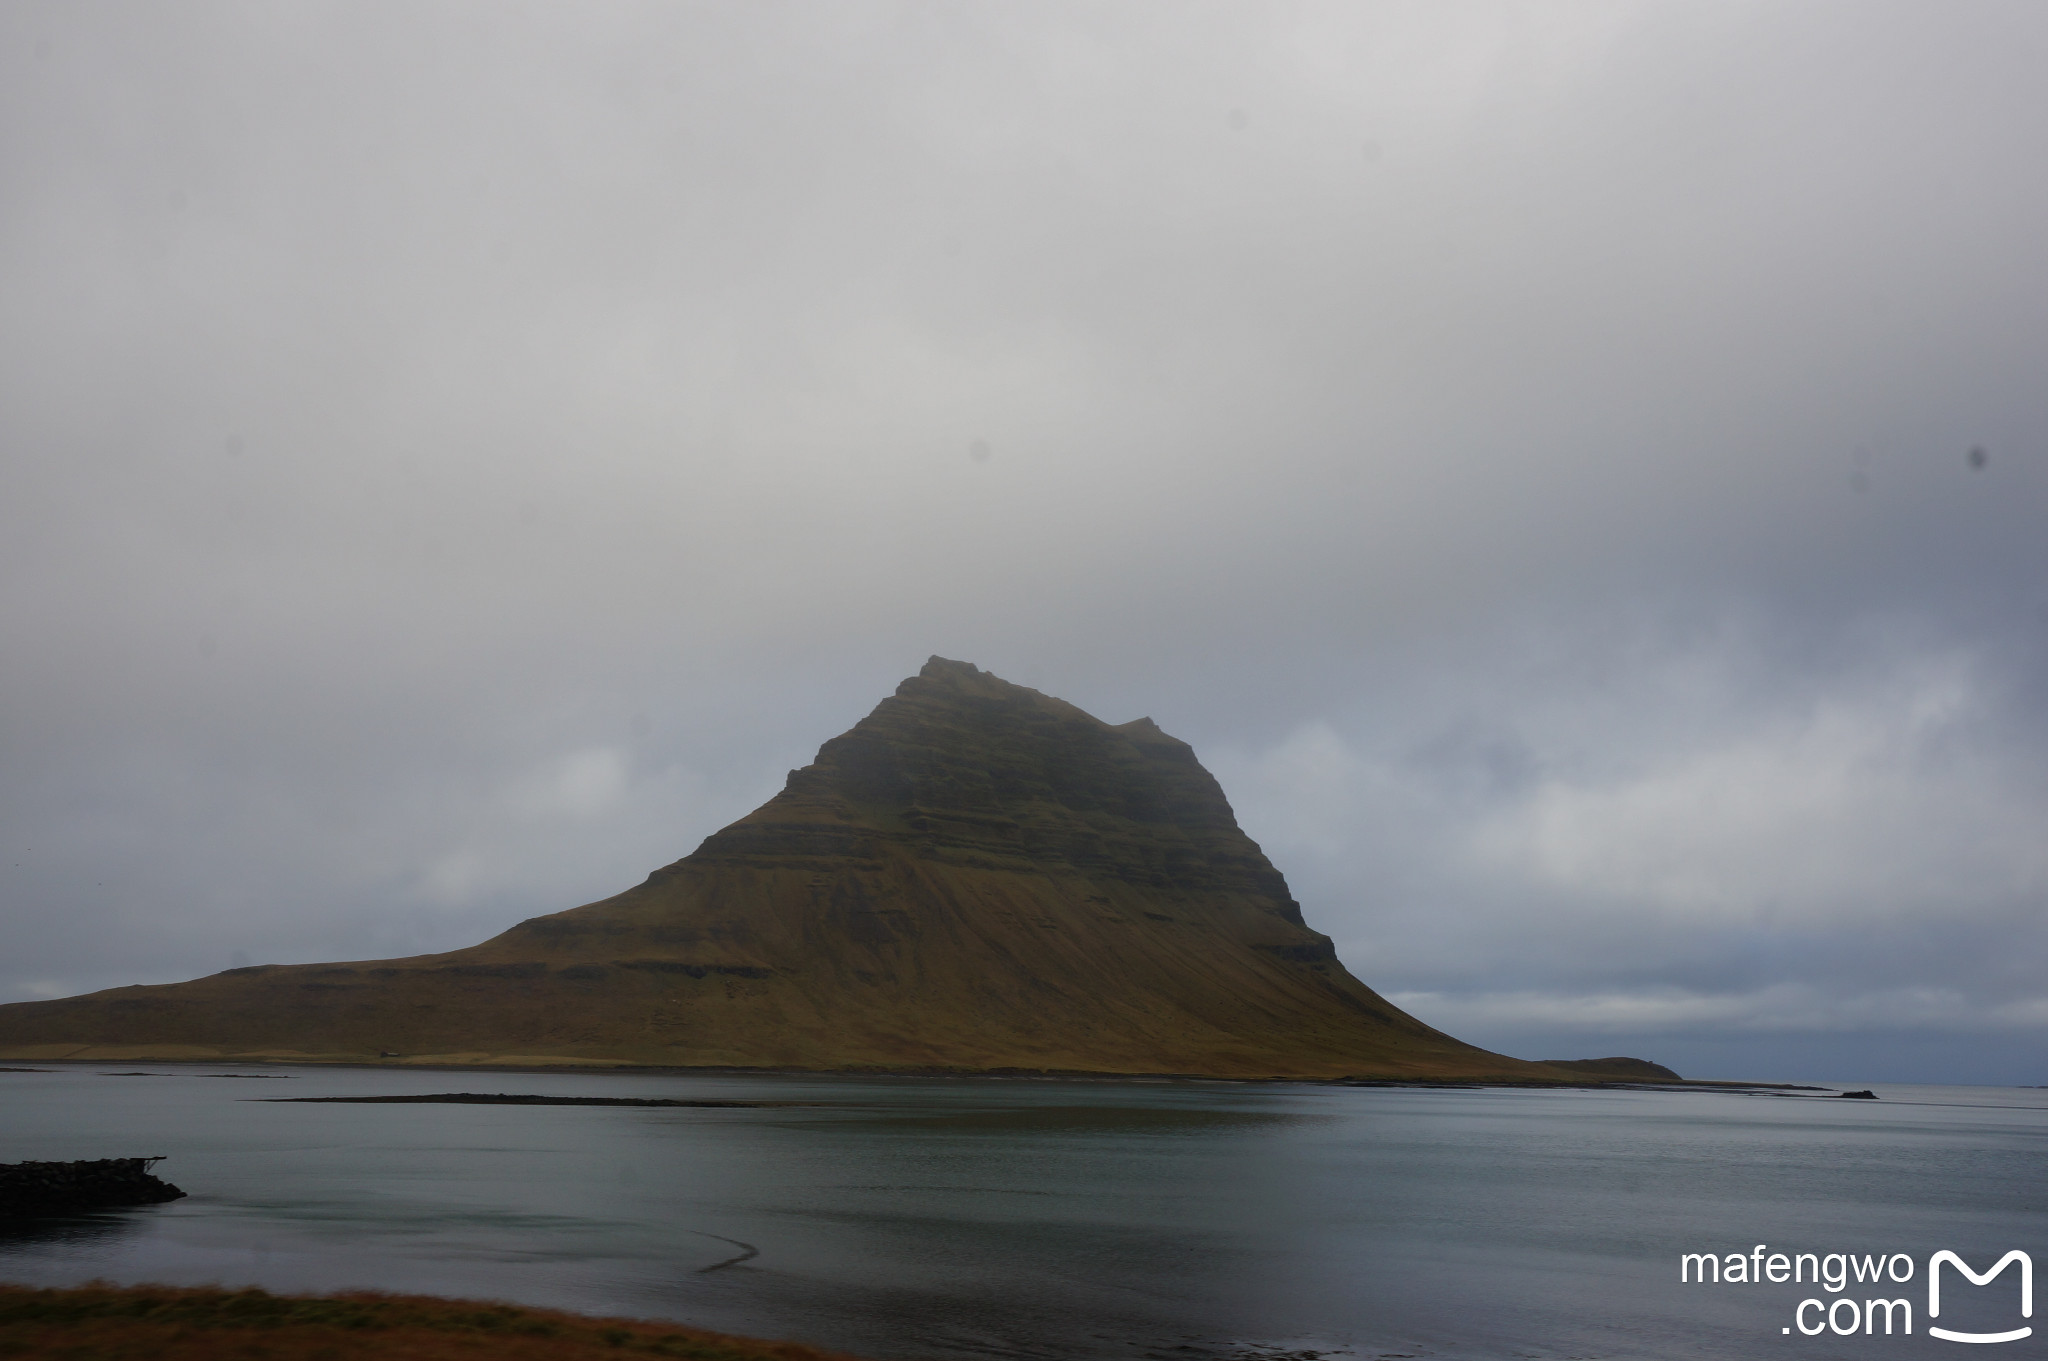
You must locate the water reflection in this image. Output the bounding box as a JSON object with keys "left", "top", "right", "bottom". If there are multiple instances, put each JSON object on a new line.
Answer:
{"left": 0, "top": 1208, "right": 153, "bottom": 1252}
{"left": 850, "top": 1104, "right": 1314, "bottom": 1134}
{"left": 3, "top": 1067, "right": 2043, "bottom": 1360}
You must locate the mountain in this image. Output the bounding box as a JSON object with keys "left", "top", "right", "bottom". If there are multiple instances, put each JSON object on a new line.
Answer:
{"left": 0, "top": 658, "right": 1572, "bottom": 1080}
{"left": 1539, "top": 1057, "right": 1682, "bottom": 1081}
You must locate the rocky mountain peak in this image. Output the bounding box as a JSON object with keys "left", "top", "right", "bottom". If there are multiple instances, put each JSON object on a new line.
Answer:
{"left": 706, "top": 659, "right": 1299, "bottom": 918}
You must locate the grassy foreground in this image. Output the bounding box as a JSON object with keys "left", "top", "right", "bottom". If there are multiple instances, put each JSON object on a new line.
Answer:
{"left": 0, "top": 1283, "right": 871, "bottom": 1360}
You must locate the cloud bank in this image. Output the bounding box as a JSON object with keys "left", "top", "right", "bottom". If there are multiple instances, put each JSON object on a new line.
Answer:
{"left": 2, "top": 1, "right": 2043, "bottom": 1082}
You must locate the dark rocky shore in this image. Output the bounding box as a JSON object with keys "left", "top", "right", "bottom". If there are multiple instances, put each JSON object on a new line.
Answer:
{"left": 0, "top": 1157, "right": 186, "bottom": 1217}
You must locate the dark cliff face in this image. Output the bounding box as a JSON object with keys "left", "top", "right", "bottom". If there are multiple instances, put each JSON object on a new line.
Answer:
{"left": 692, "top": 657, "right": 1304, "bottom": 921}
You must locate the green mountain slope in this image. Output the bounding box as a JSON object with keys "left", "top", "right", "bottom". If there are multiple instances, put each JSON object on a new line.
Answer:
{"left": 0, "top": 658, "right": 1569, "bottom": 1079}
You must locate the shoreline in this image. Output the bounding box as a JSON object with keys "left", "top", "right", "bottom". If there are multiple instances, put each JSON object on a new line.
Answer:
{"left": 2, "top": 1055, "right": 1832, "bottom": 1091}
{"left": 0, "top": 1282, "right": 871, "bottom": 1360}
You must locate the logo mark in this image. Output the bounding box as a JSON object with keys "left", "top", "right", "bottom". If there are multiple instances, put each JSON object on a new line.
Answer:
{"left": 1929, "top": 1250, "right": 2032, "bottom": 1344}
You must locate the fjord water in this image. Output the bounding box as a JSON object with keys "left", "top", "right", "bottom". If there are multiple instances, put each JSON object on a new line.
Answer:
{"left": 2, "top": 1067, "right": 2042, "bottom": 1360}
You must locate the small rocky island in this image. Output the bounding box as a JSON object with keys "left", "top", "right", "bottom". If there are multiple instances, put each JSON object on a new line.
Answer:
{"left": 0, "top": 1157, "right": 186, "bottom": 1217}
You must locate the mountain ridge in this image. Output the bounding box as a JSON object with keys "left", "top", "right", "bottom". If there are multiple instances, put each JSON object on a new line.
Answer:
{"left": 0, "top": 658, "right": 1588, "bottom": 1081}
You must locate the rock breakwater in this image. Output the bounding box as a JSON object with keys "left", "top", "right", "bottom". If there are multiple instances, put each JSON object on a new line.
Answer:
{"left": 0, "top": 1157, "right": 186, "bottom": 1216}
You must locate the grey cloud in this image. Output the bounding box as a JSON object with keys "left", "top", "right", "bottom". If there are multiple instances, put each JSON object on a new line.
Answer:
{"left": 1213, "top": 610, "right": 2048, "bottom": 1081}
{"left": 2, "top": 2, "right": 2044, "bottom": 1082}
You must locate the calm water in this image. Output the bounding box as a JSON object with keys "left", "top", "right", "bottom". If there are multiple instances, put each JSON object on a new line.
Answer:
{"left": 2, "top": 1065, "right": 2043, "bottom": 1359}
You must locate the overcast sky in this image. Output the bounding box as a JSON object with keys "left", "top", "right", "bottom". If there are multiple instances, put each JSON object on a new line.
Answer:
{"left": 4, "top": 1, "right": 2044, "bottom": 1084}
